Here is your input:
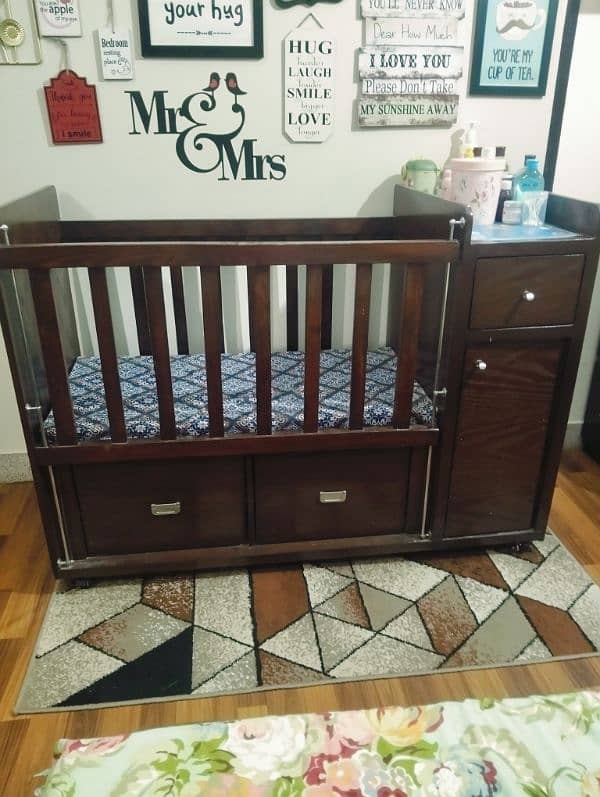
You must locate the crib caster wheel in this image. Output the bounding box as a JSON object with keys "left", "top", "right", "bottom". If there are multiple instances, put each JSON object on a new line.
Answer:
{"left": 511, "top": 543, "right": 532, "bottom": 555}
{"left": 73, "top": 578, "right": 94, "bottom": 589}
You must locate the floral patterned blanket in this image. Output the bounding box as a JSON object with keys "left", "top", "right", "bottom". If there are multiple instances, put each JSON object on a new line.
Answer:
{"left": 37, "top": 690, "right": 600, "bottom": 797}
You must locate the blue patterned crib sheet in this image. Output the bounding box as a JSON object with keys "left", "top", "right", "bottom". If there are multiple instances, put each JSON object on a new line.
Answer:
{"left": 44, "top": 347, "right": 433, "bottom": 442}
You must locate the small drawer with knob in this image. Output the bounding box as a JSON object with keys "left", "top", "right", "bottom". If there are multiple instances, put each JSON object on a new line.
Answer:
{"left": 470, "top": 255, "right": 584, "bottom": 329}
{"left": 254, "top": 451, "right": 410, "bottom": 543}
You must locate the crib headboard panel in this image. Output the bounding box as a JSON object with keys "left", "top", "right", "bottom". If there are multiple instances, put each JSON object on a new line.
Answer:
{"left": 59, "top": 213, "right": 466, "bottom": 359}
{"left": 62, "top": 217, "right": 405, "bottom": 356}
{"left": 1, "top": 237, "right": 457, "bottom": 449}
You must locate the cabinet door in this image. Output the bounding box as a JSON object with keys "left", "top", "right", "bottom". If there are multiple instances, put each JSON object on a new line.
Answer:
{"left": 445, "top": 343, "right": 563, "bottom": 537}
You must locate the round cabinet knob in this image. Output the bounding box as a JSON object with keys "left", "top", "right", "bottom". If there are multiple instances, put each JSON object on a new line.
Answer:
{"left": 522, "top": 290, "right": 536, "bottom": 302}
{"left": 475, "top": 359, "right": 487, "bottom": 371}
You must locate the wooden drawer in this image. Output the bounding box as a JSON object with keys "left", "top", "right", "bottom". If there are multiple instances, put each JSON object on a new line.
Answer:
{"left": 470, "top": 255, "right": 584, "bottom": 329}
{"left": 254, "top": 450, "right": 410, "bottom": 544}
{"left": 74, "top": 459, "right": 247, "bottom": 555}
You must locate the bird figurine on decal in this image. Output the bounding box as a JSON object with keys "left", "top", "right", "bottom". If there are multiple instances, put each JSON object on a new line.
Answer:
{"left": 204, "top": 71, "right": 220, "bottom": 97}
{"left": 195, "top": 71, "right": 246, "bottom": 111}
{"left": 226, "top": 71, "right": 247, "bottom": 111}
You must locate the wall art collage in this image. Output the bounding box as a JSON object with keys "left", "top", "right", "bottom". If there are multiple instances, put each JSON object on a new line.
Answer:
{"left": 1, "top": 1, "right": 561, "bottom": 169}
{"left": 358, "top": 0, "right": 465, "bottom": 128}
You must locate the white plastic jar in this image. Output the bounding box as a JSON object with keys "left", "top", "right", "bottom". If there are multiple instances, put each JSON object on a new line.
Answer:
{"left": 449, "top": 157, "right": 508, "bottom": 225}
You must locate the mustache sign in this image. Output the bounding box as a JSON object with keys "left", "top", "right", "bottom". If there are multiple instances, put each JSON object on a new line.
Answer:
{"left": 496, "top": 17, "right": 536, "bottom": 33}
{"left": 471, "top": 0, "right": 556, "bottom": 95}
{"left": 495, "top": 0, "right": 546, "bottom": 41}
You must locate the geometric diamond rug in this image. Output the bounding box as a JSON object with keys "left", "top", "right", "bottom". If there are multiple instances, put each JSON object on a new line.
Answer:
{"left": 16, "top": 531, "right": 600, "bottom": 713}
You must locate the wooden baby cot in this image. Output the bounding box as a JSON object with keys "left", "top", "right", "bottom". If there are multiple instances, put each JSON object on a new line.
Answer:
{"left": 1, "top": 186, "right": 598, "bottom": 582}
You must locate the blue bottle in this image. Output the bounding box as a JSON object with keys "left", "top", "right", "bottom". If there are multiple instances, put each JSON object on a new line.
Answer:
{"left": 512, "top": 155, "right": 537, "bottom": 194}
{"left": 513, "top": 159, "right": 544, "bottom": 200}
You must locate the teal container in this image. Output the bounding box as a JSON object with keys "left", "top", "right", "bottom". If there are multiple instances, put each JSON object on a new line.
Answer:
{"left": 512, "top": 154, "right": 536, "bottom": 191}
{"left": 513, "top": 159, "right": 544, "bottom": 200}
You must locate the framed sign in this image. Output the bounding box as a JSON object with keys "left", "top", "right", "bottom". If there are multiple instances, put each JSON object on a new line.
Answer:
{"left": 98, "top": 28, "right": 134, "bottom": 80}
{"left": 359, "top": 46, "right": 463, "bottom": 79}
{"left": 284, "top": 19, "right": 336, "bottom": 142}
{"left": 138, "top": 0, "right": 263, "bottom": 59}
{"left": 361, "top": 0, "right": 465, "bottom": 19}
{"left": 469, "top": 0, "right": 558, "bottom": 96}
{"left": 35, "top": 0, "right": 82, "bottom": 37}
{"left": 44, "top": 70, "right": 103, "bottom": 144}
{"left": 358, "top": 95, "right": 458, "bottom": 126}
{"left": 364, "top": 17, "right": 459, "bottom": 46}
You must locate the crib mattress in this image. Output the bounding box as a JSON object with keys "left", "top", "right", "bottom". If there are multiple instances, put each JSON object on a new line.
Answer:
{"left": 44, "top": 347, "right": 434, "bottom": 442}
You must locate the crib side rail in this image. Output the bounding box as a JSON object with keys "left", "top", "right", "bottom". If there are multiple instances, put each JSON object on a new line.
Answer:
{"left": 0, "top": 238, "right": 457, "bottom": 454}
{"left": 0, "top": 239, "right": 457, "bottom": 268}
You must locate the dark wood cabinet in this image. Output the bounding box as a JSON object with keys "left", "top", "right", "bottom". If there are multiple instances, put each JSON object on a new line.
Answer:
{"left": 445, "top": 343, "right": 563, "bottom": 537}
{"left": 433, "top": 198, "right": 600, "bottom": 542}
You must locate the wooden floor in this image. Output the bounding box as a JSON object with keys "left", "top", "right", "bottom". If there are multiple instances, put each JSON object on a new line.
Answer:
{"left": 1, "top": 450, "right": 599, "bottom": 796}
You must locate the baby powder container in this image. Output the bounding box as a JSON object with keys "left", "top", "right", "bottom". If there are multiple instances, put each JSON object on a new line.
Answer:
{"left": 449, "top": 157, "right": 507, "bottom": 225}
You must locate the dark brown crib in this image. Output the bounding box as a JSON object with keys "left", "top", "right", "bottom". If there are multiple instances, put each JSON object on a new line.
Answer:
{"left": 1, "top": 186, "right": 598, "bottom": 582}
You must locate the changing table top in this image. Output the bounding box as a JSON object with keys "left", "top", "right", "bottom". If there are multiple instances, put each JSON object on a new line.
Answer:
{"left": 472, "top": 223, "right": 583, "bottom": 244}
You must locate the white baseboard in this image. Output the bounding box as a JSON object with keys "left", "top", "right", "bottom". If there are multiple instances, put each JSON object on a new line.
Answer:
{"left": 563, "top": 421, "right": 583, "bottom": 451}
{"left": 0, "top": 452, "right": 32, "bottom": 483}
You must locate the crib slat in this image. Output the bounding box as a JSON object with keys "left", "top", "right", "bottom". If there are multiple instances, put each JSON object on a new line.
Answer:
{"left": 170, "top": 266, "right": 189, "bottom": 355}
{"left": 393, "top": 263, "right": 424, "bottom": 428}
{"left": 29, "top": 270, "right": 77, "bottom": 446}
{"left": 212, "top": 267, "right": 225, "bottom": 355}
{"left": 201, "top": 266, "right": 225, "bottom": 438}
{"left": 248, "top": 265, "right": 272, "bottom": 435}
{"left": 143, "top": 267, "right": 177, "bottom": 440}
{"left": 130, "top": 266, "right": 152, "bottom": 355}
{"left": 349, "top": 263, "right": 372, "bottom": 430}
{"left": 321, "top": 264, "right": 333, "bottom": 350}
{"left": 88, "top": 268, "right": 127, "bottom": 443}
{"left": 286, "top": 265, "right": 299, "bottom": 351}
{"left": 304, "top": 265, "right": 323, "bottom": 433}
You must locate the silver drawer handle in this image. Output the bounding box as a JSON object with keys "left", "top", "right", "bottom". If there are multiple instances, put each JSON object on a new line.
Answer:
{"left": 320, "top": 490, "right": 347, "bottom": 504}
{"left": 475, "top": 359, "right": 487, "bottom": 371}
{"left": 151, "top": 501, "right": 181, "bottom": 517}
{"left": 522, "top": 290, "right": 536, "bottom": 302}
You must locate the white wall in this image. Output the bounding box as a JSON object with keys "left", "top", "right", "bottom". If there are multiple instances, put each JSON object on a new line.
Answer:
{"left": 553, "top": 0, "right": 600, "bottom": 432}
{"left": 0, "top": 333, "right": 25, "bottom": 451}
{"left": 0, "top": 1, "right": 568, "bottom": 217}
{"left": 0, "top": 0, "right": 571, "bottom": 463}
